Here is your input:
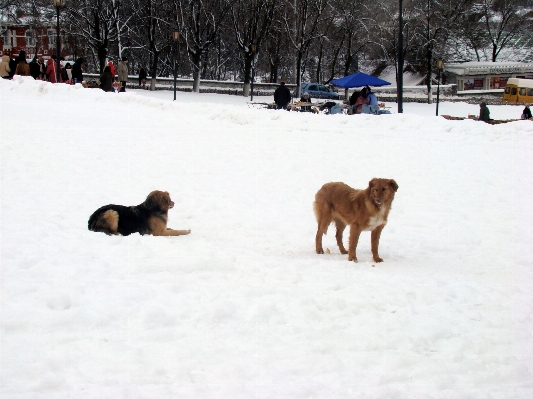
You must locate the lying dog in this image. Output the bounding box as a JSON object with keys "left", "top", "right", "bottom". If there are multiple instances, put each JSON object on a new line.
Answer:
{"left": 88, "top": 190, "right": 191, "bottom": 236}
{"left": 314, "top": 179, "right": 398, "bottom": 262}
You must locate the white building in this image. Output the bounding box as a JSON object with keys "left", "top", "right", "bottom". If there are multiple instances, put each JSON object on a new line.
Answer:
{"left": 445, "top": 61, "right": 533, "bottom": 91}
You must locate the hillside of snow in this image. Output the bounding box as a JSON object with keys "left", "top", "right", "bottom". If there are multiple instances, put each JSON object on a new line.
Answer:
{"left": 1, "top": 77, "right": 533, "bottom": 399}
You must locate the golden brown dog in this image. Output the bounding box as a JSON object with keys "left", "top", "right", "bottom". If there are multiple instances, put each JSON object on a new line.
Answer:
{"left": 314, "top": 179, "right": 398, "bottom": 262}
{"left": 88, "top": 190, "right": 191, "bottom": 236}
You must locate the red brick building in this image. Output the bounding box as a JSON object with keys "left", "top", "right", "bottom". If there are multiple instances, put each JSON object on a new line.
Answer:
{"left": 1, "top": 24, "right": 69, "bottom": 60}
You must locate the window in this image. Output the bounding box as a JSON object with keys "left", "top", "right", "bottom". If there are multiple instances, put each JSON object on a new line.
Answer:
{"left": 520, "top": 88, "right": 526, "bottom": 96}
{"left": 511, "top": 88, "right": 517, "bottom": 95}
{"left": 319, "top": 85, "right": 330, "bottom": 92}
{"left": 2, "top": 29, "right": 12, "bottom": 48}
{"left": 26, "top": 30, "right": 36, "bottom": 47}
{"left": 48, "top": 29, "right": 55, "bottom": 48}
{"left": 309, "top": 85, "right": 317, "bottom": 91}
{"left": 504, "top": 87, "right": 510, "bottom": 94}
{"left": 528, "top": 89, "right": 533, "bottom": 96}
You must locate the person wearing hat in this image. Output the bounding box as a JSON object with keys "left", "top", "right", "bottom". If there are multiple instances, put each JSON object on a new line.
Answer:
{"left": 299, "top": 92, "right": 313, "bottom": 112}
{"left": 274, "top": 81, "right": 292, "bottom": 110}
{"left": 522, "top": 104, "right": 532, "bottom": 120}
{"left": 117, "top": 56, "right": 129, "bottom": 92}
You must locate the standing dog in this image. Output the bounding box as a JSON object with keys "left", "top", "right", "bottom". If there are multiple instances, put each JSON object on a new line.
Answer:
{"left": 314, "top": 179, "right": 398, "bottom": 262}
{"left": 88, "top": 190, "right": 191, "bottom": 236}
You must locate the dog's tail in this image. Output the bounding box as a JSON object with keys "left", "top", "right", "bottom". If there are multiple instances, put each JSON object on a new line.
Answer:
{"left": 313, "top": 199, "right": 331, "bottom": 235}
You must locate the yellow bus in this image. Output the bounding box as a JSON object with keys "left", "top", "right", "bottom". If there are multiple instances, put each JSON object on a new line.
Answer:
{"left": 503, "top": 78, "right": 533, "bottom": 103}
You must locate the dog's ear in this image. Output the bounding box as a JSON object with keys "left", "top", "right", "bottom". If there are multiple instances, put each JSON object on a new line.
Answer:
{"left": 368, "top": 179, "right": 376, "bottom": 189}
{"left": 146, "top": 191, "right": 170, "bottom": 211}
{"left": 389, "top": 179, "right": 399, "bottom": 192}
{"left": 157, "top": 191, "right": 171, "bottom": 212}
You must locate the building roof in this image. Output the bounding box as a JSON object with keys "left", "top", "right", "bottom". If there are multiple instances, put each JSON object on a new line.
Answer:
{"left": 445, "top": 61, "right": 533, "bottom": 76}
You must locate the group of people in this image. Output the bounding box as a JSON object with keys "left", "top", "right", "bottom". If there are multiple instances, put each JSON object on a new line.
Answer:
{"left": 478, "top": 102, "right": 532, "bottom": 123}
{"left": 0, "top": 50, "right": 84, "bottom": 84}
{"left": 273, "top": 81, "right": 387, "bottom": 115}
{"left": 98, "top": 56, "right": 129, "bottom": 92}
{"left": 0, "top": 50, "right": 135, "bottom": 94}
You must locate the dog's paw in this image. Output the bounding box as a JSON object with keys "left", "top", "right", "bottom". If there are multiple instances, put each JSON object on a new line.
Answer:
{"left": 316, "top": 249, "right": 324, "bottom": 254}
{"left": 340, "top": 249, "right": 348, "bottom": 255}
{"left": 348, "top": 256, "right": 358, "bottom": 262}
{"left": 373, "top": 256, "right": 384, "bottom": 263}
{"left": 186, "top": 229, "right": 191, "bottom": 234}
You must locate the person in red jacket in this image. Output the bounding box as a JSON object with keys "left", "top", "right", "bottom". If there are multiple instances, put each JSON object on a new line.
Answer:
{"left": 45, "top": 55, "right": 61, "bottom": 83}
{"left": 108, "top": 59, "right": 116, "bottom": 79}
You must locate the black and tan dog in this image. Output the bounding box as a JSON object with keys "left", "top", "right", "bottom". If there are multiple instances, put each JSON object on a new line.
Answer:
{"left": 88, "top": 190, "right": 191, "bottom": 236}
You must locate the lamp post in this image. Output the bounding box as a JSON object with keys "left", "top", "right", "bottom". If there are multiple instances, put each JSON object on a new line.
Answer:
{"left": 435, "top": 59, "right": 444, "bottom": 116}
{"left": 54, "top": 0, "right": 63, "bottom": 83}
{"left": 172, "top": 31, "right": 180, "bottom": 101}
{"left": 250, "top": 44, "right": 257, "bottom": 102}
{"left": 397, "top": 0, "right": 404, "bottom": 113}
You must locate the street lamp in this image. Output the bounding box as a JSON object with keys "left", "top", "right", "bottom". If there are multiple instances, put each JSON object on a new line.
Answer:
{"left": 397, "top": 0, "right": 404, "bottom": 113}
{"left": 53, "top": 0, "right": 63, "bottom": 83}
{"left": 172, "top": 30, "right": 180, "bottom": 101}
{"left": 436, "top": 59, "right": 444, "bottom": 116}
{"left": 250, "top": 44, "right": 257, "bottom": 102}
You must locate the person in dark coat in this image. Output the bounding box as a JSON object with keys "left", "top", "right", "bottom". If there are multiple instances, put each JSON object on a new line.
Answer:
{"left": 99, "top": 65, "right": 115, "bottom": 92}
{"left": 11, "top": 50, "right": 27, "bottom": 78}
{"left": 8, "top": 50, "right": 17, "bottom": 78}
{"left": 29, "top": 57, "right": 40, "bottom": 79}
{"left": 274, "top": 81, "right": 292, "bottom": 110}
{"left": 479, "top": 102, "right": 490, "bottom": 122}
{"left": 521, "top": 104, "right": 532, "bottom": 120}
{"left": 61, "top": 62, "right": 72, "bottom": 82}
{"left": 71, "top": 58, "right": 84, "bottom": 82}
{"left": 138, "top": 66, "right": 147, "bottom": 87}
{"left": 349, "top": 90, "right": 360, "bottom": 106}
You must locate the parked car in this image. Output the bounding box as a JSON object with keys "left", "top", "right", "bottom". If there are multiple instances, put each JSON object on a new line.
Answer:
{"left": 294, "top": 83, "right": 340, "bottom": 100}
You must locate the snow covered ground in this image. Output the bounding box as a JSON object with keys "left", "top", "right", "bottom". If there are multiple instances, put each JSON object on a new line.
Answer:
{"left": 1, "top": 76, "right": 532, "bottom": 399}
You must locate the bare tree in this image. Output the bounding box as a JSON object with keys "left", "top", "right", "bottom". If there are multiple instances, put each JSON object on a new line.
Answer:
{"left": 175, "top": 0, "right": 231, "bottom": 92}
{"left": 231, "top": 0, "right": 280, "bottom": 96}
{"left": 480, "top": 0, "right": 532, "bottom": 61}
{"left": 282, "top": 0, "right": 333, "bottom": 97}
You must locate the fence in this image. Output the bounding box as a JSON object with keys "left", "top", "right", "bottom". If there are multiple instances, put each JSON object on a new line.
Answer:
{"left": 84, "top": 74, "right": 505, "bottom": 103}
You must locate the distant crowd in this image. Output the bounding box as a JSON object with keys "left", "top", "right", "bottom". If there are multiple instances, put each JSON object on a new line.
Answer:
{"left": 0, "top": 50, "right": 149, "bottom": 94}
{"left": 0, "top": 50, "right": 84, "bottom": 84}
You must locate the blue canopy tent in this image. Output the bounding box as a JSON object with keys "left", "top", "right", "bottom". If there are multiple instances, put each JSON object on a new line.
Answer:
{"left": 331, "top": 72, "right": 391, "bottom": 88}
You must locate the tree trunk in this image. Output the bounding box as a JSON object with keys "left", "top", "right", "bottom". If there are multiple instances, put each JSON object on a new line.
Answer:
{"left": 150, "top": 52, "right": 159, "bottom": 91}
{"left": 295, "top": 51, "right": 303, "bottom": 99}
{"left": 243, "top": 54, "right": 253, "bottom": 96}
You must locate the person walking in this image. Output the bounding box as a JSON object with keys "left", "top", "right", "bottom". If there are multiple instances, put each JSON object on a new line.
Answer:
{"left": 274, "top": 81, "right": 291, "bottom": 110}
{"left": 117, "top": 56, "right": 129, "bottom": 92}
{"left": 71, "top": 58, "right": 84, "bottom": 83}
{"left": 138, "top": 65, "right": 147, "bottom": 87}
{"left": 0, "top": 51, "right": 11, "bottom": 79}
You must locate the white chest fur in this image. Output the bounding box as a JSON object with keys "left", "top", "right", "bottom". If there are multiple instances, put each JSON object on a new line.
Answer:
{"left": 364, "top": 205, "right": 388, "bottom": 231}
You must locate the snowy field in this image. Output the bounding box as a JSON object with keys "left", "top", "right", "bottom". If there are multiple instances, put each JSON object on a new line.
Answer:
{"left": 1, "top": 76, "right": 533, "bottom": 399}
